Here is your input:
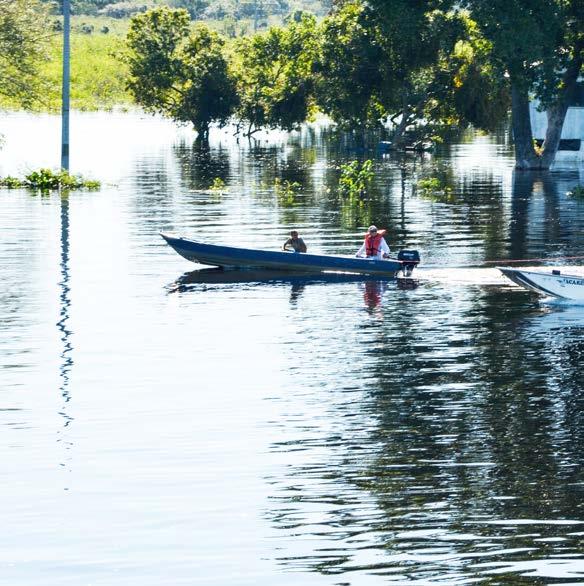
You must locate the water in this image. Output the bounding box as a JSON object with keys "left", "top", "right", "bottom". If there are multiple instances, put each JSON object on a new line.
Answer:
{"left": 1, "top": 112, "right": 583, "bottom": 585}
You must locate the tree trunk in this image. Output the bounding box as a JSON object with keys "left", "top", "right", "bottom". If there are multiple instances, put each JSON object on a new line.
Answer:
{"left": 540, "top": 103, "right": 569, "bottom": 168}
{"left": 540, "top": 46, "right": 584, "bottom": 168}
{"left": 195, "top": 121, "right": 210, "bottom": 141}
{"left": 510, "top": 81, "right": 542, "bottom": 170}
{"left": 391, "top": 103, "right": 412, "bottom": 149}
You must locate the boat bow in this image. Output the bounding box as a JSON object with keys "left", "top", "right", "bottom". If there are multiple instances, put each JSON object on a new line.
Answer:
{"left": 498, "top": 267, "right": 584, "bottom": 300}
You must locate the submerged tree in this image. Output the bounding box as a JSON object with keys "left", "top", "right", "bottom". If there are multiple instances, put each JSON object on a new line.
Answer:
{"left": 458, "top": 0, "right": 584, "bottom": 170}
{"left": 316, "top": 1, "right": 509, "bottom": 144}
{"left": 0, "top": 0, "right": 50, "bottom": 108}
{"left": 366, "top": 0, "right": 584, "bottom": 168}
{"left": 124, "top": 7, "right": 238, "bottom": 138}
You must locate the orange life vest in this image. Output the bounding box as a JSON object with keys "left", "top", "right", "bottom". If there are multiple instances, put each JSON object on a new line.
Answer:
{"left": 364, "top": 230, "right": 386, "bottom": 257}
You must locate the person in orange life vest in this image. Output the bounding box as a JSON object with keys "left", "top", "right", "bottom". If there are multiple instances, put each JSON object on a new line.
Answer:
{"left": 282, "top": 230, "right": 307, "bottom": 253}
{"left": 355, "top": 225, "right": 390, "bottom": 259}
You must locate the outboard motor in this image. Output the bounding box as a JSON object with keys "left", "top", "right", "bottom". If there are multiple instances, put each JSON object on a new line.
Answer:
{"left": 397, "top": 249, "right": 420, "bottom": 277}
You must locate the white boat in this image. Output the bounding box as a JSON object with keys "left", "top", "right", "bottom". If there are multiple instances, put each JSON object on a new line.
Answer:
{"left": 498, "top": 267, "right": 584, "bottom": 300}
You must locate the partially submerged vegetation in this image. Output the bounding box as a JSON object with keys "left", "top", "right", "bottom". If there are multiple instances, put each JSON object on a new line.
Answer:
{"left": 209, "top": 177, "right": 227, "bottom": 191}
{"left": 416, "top": 176, "right": 456, "bottom": 203}
{"left": 568, "top": 185, "right": 584, "bottom": 199}
{"left": 338, "top": 160, "right": 374, "bottom": 200}
{"left": 0, "top": 168, "right": 101, "bottom": 191}
{"left": 415, "top": 163, "right": 457, "bottom": 202}
{"left": 274, "top": 178, "right": 302, "bottom": 206}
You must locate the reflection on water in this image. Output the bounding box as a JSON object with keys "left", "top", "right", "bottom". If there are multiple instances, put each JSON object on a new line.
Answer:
{"left": 363, "top": 280, "right": 387, "bottom": 310}
{"left": 57, "top": 194, "right": 74, "bottom": 474}
{"left": 266, "top": 288, "right": 584, "bottom": 583}
{"left": 168, "top": 268, "right": 397, "bottom": 311}
{"left": 0, "top": 112, "right": 583, "bottom": 585}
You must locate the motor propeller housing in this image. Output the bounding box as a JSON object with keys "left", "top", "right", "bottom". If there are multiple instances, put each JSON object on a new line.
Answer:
{"left": 397, "top": 249, "right": 420, "bottom": 276}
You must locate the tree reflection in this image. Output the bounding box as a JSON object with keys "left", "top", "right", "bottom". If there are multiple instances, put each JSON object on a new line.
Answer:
{"left": 265, "top": 282, "right": 584, "bottom": 581}
{"left": 510, "top": 170, "right": 584, "bottom": 261}
{"left": 173, "top": 140, "right": 232, "bottom": 191}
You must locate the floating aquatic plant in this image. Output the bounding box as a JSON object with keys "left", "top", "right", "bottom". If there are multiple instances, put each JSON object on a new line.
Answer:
{"left": 1, "top": 168, "right": 100, "bottom": 191}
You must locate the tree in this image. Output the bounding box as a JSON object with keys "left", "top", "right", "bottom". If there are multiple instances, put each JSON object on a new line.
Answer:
{"left": 420, "top": 16, "right": 510, "bottom": 134}
{"left": 317, "top": 2, "right": 509, "bottom": 143}
{"left": 233, "top": 13, "right": 318, "bottom": 135}
{"left": 460, "top": 0, "right": 584, "bottom": 169}
{"left": 314, "top": 2, "right": 387, "bottom": 129}
{"left": 124, "top": 7, "right": 238, "bottom": 137}
{"left": 0, "top": 0, "right": 50, "bottom": 108}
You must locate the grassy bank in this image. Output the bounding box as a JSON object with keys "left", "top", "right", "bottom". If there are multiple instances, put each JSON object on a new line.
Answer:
{"left": 44, "top": 18, "right": 132, "bottom": 112}
{"left": 46, "top": 31, "right": 131, "bottom": 111}
{"left": 0, "top": 11, "right": 319, "bottom": 113}
{"left": 0, "top": 17, "right": 132, "bottom": 112}
{"left": 0, "top": 14, "right": 266, "bottom": 113}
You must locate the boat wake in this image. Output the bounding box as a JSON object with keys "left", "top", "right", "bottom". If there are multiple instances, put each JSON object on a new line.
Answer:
{"left": 416, "top": 266, "right": 511, "bottom": 286}
{"left": 419, "top": 265, "right": 584, "bottom": 284}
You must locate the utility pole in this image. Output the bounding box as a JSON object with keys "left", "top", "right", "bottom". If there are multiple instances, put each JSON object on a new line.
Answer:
{"left": 61, "top": 0, "right": 70, "bottom": 171}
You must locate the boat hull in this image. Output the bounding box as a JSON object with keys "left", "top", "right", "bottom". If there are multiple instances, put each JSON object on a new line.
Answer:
{"left": 498, "top": 267, "right": 584, "bottom": 300}
{"left": 161, "top": 233, "right": 405, "bottom": 276}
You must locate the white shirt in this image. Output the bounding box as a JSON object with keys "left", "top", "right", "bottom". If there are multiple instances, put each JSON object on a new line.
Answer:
{"left": 356, "top": 236, "right": 390, "bottom": 259}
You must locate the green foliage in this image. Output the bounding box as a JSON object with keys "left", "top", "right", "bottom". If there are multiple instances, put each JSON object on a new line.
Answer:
{"left": 417, "top": 177, "right": 448, "bottom": 192}
{"left": 124, "top": 8, "right": 238, "bottom": 136}
{"left": 459, "top": 0, "right": 565, "bottom": 95}
{"left": 416, "top": 175, "right": 455, "bottom": 203}
{"left": 209, "top": 177, "right": 226, "bottom": 191}
{"left": 1, "top": 169, "right": 101, "bottom": 191}
{"left": 568, "top": 185, "right": 584, "bottom": 199}
{"left": 327, "top": 2, "right": 510, "bottom": 139}
{"left": 0, "top": 0, "right": 50, "bottom": 108}
{"left": 44, "top": 30, "right": 131, "bottom": 111}
{"left": 0, "top": 176, "right": 24, "bottom": 188}
{"left": 232, "top": 13, "right": 318, "bottom": 134}
{"left": 421, "top": 16, "right": 511, "bottom": 133}
{"left": 314, "top": 2, "right": 387, "bottom": 129}
{"left": 338, "top": 160, "right": 374, "bottom": 199}
{"left": 274, "top": 177, "right": 301, "bottom": 206}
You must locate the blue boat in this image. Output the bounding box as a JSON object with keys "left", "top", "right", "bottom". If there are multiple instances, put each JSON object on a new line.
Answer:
{"left": 161, "top": 233, "right": 420, "bottom": 277}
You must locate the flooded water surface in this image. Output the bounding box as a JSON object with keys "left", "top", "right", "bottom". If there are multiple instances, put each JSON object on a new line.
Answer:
{"left": 1, "top": 112, "right": 583, "bottom": 584}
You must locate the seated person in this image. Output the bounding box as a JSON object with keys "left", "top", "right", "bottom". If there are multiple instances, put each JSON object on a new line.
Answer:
{"left": 355, "top": 225, "right": 390, "bottom": 259}
{"left": 282, "top": 230, "right": 307, "bottom": 253}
